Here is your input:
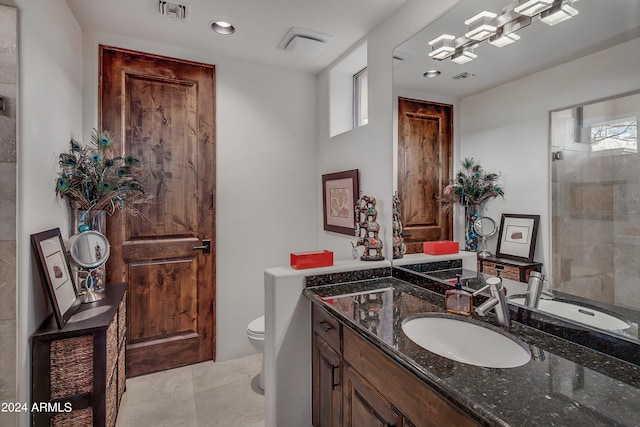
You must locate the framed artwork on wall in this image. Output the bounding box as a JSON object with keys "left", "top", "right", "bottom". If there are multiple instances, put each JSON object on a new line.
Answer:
{"left": 322, "top": 169, "right": 359, "bottom": 236}
{"left": 31, "top": 228, "right": 81, "bottom": 328}
{"left": 495, "top": 214, "right": 540, "bottom": 262}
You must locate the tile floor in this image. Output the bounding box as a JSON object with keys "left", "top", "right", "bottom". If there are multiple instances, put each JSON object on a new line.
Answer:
{"left": 116, "top": 353, "right": 265, "bottom": 427}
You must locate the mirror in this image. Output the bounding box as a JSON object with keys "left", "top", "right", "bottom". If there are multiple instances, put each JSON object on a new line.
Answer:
{"left": 392, "top": 0, "right": 640, "bottom": 344}
{"left": 473, "top": 216, "right": 497, "bottom": 258}
{"left": 67, "top": 230, "right": 111, "bottom": 302}
{"left": 67, "top": 230, "right": 111, "bottom": 269}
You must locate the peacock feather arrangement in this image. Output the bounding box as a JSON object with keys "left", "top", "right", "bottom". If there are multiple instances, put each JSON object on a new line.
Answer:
{"left": 55, "top": 129, "right": 148, "bottom": 218}
{"left": 440, "top": 157, "right": 505, "bottom": 211}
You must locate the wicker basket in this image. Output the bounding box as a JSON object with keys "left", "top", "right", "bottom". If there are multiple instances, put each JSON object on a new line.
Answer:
{"left": 106, "top": 368, "right": 119, "bottom": 427}
{"left": 50, "top": 335, "right": 94, "bottom": 399}
{"left": 117, "top": 292, "right": 127, "bottom": 342}
{"left": 51, "top": 406, "right": 93, "bottom": 427}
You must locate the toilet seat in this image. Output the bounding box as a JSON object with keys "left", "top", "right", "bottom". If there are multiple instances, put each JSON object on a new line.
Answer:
{"left": 247, "top": 315, "right": 265, "bottom": 336}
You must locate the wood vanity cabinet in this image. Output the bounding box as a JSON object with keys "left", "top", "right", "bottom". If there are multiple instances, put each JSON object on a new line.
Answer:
{"left": 32, "top": 283, "right": 127, "bottom": 427}
{"left": 312, "top": 302, "right": 343, "bottom": 427}
{"left": 478, "top": 256, "right": 542, "bottom": 283}
{"left": 312, "top": 303, "right": 478, "bottom": 427}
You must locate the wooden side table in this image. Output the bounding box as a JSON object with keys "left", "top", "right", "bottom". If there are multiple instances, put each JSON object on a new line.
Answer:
{"left": 478, "top": 256, "right": 542, "bottom": 283}
{"left": 32, "top": 283, "right": 127, "bottom": 427}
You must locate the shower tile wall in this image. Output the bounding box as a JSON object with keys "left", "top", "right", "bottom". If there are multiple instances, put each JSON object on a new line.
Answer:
{"left": 552, "top": 96, "right": 640, "bottom": 311}
{"left": 0, "top": 4, "right": 17, "bottom": 408}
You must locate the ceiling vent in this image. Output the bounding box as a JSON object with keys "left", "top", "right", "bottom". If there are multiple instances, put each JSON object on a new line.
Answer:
{"left": 278, "top": 27, "right": 333, "bottom": 58}
{"left": 452, "top": 72, "right": 476, "bottom": 80}
{"left": 158, "top": 1, "right": 190, "bottom": 21}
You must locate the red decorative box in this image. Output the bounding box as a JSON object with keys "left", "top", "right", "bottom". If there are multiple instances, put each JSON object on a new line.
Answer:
{"left": 290, "top": 250, "right": 334, "bottom": 270}
{"left": 423, "top": 241, "right": 459, "bottom": 255}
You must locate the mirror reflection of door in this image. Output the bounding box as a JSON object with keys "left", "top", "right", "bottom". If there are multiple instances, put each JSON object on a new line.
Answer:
{"left": 397, "top": 97, "right": 453, "bottom": 253}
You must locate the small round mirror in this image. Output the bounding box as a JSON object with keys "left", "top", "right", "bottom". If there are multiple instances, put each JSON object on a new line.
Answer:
{"left": 473, "top": 217, "right": 497, "bottom": 258}
{"left": 67, "top": 230, "right": 111, "bottom": 269}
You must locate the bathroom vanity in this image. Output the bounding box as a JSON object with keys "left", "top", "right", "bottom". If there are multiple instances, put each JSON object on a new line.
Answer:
{"left": 312, "top": 301, "right": 476, "bottom": 426}
{"left": 304, "top": 276, "right": 640, "bottom": 426}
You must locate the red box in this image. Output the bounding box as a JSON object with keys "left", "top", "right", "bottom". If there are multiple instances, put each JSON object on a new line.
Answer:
{"left": 423, "top": 241, "right": 459, "bottom": 255}
{"left": 290, "top": 250, "right": 334, "bottom": 270}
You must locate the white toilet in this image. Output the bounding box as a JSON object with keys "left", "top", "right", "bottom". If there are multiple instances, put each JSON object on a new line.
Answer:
{"left": 247, "top": 315, "right": 265, "bottom": 390}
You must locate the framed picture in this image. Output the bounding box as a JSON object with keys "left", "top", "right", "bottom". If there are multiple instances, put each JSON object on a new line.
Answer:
{"left": 322, "top": 169, "right": 359, "bottom": 236}
{"left": 495, "top": 214, "right": 540, "bottom": 262}
{"left": 31, "top": 228, "right": 80, "bottom": 328}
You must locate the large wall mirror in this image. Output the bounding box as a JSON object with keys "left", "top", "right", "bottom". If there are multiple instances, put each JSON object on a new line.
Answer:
{"left": 392, "top": 0, "right": 640, "bottom": 345}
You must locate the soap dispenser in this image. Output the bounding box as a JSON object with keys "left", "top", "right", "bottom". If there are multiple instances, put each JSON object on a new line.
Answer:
{"left": 445, "top": 274, "right": 473, "bottom": 316}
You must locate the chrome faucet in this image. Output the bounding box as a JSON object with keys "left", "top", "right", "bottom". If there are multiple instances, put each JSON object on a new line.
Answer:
{"left": 473, "top": 275, "right": 511, "bottom": 329}
{"left": 524, "top": 272, "right": 554, "bottom": 309}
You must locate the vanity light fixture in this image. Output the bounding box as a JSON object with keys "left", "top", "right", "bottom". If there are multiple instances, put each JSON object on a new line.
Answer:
{"left": 464, "top": 11, "right": 498, "bottom": 41}
{"left": 451, "top": 46, "right": 477, "bottom": 64}
{"left": 489, "top": 28, "right": 521, "bottom": 47}
{"left": 539, "top": 0, "right": 578, "bottom": 26}
{"left": 428, "top": 34, "right": 456, "bottom": 59}
{"left": 423, "top": 70, "right": 441, "bottom": 78}
{"left": 210, "top": 20, "right": 236, "bottom": 35}
{"left": 514, "top": 0, "right": 553, "bottom": 17}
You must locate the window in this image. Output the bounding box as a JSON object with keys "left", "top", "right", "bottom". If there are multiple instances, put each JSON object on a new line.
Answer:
{"left": 329, "top": 41, "right": 367, "bottom": 137}
{"left": 590, "top": 117, "right": 637, "bottom": 153}
{"left": 353, "top": 67, "right": 368, "bottom": 128}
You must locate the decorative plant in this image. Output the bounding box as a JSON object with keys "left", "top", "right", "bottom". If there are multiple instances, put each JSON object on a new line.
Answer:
{"left": 440, "top": 158, "right": 505, "bottom": 251}
{"left": 440, "top": 157, "right": 505, "bottom": 211}
{"left": 55, "top": 129, "right": 148, "bottom": 220}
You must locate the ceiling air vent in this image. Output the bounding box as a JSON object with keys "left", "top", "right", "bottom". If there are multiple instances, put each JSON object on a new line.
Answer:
{"left": 278, "top": 27, "right": 333, "bottom": 59}
{"left": 452, "top": 72, "right": 476, "bottom": 80}
{"left": 158, "top": 1, "right": 190, "bottom": 21}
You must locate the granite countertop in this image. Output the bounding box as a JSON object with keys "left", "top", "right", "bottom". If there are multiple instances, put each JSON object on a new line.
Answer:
{"left": 304, "top": 277, "right": 640, "bottom": 427}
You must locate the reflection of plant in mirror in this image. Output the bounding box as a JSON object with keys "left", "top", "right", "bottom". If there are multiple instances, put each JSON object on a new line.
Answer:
{"left": 440, "top": 157, "right": 505, "bottom": 211}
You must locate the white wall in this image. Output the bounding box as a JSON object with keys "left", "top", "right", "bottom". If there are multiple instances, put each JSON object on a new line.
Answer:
{"left": 13, "top": 0, "right": 83, "bottom": 425}
{"left": 459, "top": 37, "right": 640, "bottom": 275}
{"left": 317, "top": 0, "right": 461, "bottom": 261}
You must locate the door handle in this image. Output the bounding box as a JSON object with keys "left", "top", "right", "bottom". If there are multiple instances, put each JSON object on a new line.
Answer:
{"left": 192, "top": 239, "right": 211, "bottom": 254}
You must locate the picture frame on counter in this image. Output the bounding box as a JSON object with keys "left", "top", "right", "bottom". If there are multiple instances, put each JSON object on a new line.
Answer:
{"left": 31, "top": 228, "right": 81, "bottom": 328}
{"left": 495, "top": 214, "right": 540, "bottom": 262}
{"left": 322, "top": 169, "right": 359, "bottom": 236}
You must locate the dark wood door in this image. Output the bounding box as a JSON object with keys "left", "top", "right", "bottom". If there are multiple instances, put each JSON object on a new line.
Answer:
{"left": 397, "top": 97, "right": 453, "bottom": 254}
{"left": 100, "top": 46, "right": 216, "bottom": 377}
{"left": 343, "top": 364, "right": 403, "bottom": 427}
{"left": 313, "top": 333, "right": 343, "bottom": 427}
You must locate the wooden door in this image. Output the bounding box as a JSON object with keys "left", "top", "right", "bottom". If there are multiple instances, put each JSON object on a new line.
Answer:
{"left": 100, "top": 46, "right": 216, "bottom": 377}
{"left": 397, "top": 97, "right": 452, "bottom": 254}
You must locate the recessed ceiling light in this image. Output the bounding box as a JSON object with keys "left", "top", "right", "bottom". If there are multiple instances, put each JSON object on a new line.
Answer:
{"left": 423, "top": 70, "right": 441, "bottom": 78}
{"left": 210, "top": 20, "right": 236, "bottom": 35}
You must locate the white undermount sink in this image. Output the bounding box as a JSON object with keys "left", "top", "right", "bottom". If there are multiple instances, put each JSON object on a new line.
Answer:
{"left": 402, "top": 315, "right": 531, "bottom": 368}
{"left": 509, "top": 297, "right": 630, "bottom": 331}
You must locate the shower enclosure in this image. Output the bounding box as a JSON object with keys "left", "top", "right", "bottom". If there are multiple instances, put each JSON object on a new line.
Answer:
{"left": 551, "top": 91, "right": 640, "bottom": 311}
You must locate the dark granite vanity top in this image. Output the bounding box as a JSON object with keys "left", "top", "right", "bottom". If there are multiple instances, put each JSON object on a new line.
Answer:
{"left": 304, "top": 277, "right": 640, "bottom": 427}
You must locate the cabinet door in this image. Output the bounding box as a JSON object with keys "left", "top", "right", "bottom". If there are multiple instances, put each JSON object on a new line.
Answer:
{"left": 313, "top": 333, "right": 342, "bottom": 427}
{"left": 343, "top": 364, "right": 402, "bottom": 427}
